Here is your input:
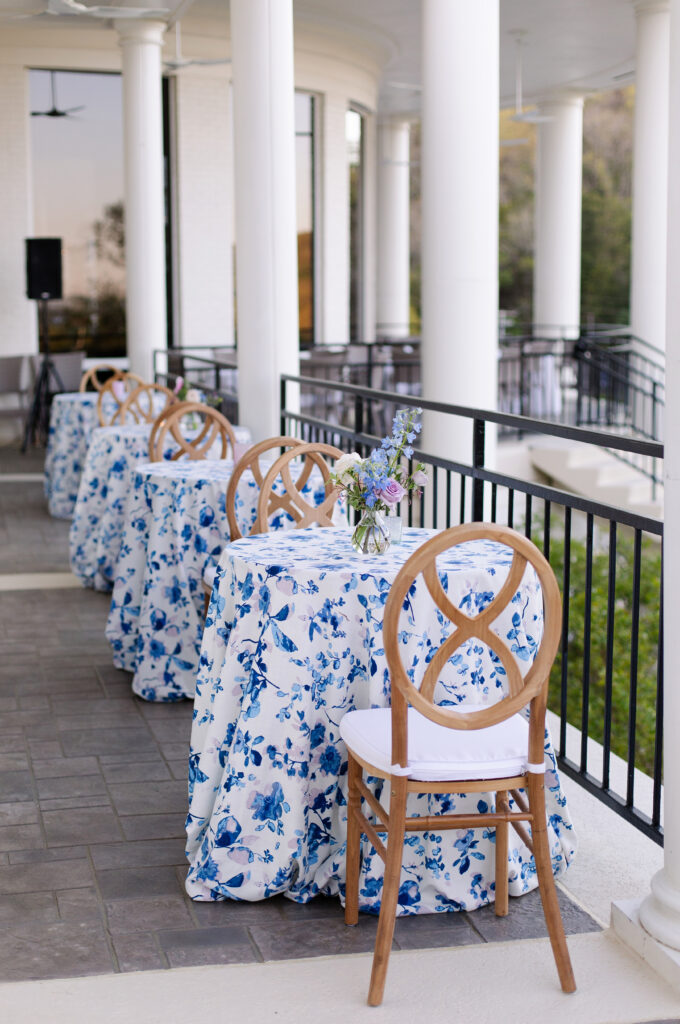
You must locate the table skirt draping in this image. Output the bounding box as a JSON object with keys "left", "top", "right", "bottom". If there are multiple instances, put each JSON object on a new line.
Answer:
{"left": 105, "top": 460, "right": 340, "bottom": 702}
{"left": 44, "top": 393, "right": 103, "bottom": 518}
{"left": 69, "top": 423, "right": 251, "bottom": 592}
{"left": 185, "top": 528, "right": 576, "bottom": 915}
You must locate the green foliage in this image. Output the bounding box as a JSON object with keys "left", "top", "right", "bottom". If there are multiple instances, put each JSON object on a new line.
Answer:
{"left": 535, "top": 518, "right": 661, "bottom": 777}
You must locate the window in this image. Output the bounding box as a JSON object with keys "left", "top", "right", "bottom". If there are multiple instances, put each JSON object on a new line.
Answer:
{"left": 296, "top": 92, "right": 316, "bottom": 347}
{"left": 29, "top": 69, "right": 126, "bottom": 357}
{"left": 347, "top": 108, "right": 364, "bottom": 342}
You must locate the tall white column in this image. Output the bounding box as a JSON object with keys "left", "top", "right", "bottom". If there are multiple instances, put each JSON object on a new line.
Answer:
{"left": 630, "top": 0, "right": 670, "bottom": 351}
{"left": 533, "top": 95, "right": 584, "bottom": 338}
{"left": 231, "top": 0, "right": 299, "bottom": 440}
{"left": 638, "top": 0, "right": 680, "bottom": 952}
{"left": 421, "top": 0, "right": 498, "bottom": 466}
{"left": 377, "top": 120, "right": 411, "bottom": 339}
{"left": 319, "top": 94, "right": 350, "bottom": 344}
{"left": 116, "top": 20, "right": 167, "bottom": 382}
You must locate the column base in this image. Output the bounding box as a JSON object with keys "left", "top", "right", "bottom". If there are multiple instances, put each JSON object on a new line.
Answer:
{"left": 612, "top": 894, "right": 680, "bottom": 993}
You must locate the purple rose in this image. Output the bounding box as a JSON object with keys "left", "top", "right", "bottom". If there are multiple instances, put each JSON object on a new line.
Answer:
{"left": 379, "top": 478, "right": 406, "bottom": 505}
{"left": 413, "top": 469, "right": 428, "bottom": 486}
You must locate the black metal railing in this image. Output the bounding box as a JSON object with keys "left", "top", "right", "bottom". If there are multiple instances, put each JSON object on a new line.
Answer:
{"left": 153, "top": 347, "right": 239, "bottom": 424}
{"left": 281, "top": 373, "right": 664, "bottom": 846}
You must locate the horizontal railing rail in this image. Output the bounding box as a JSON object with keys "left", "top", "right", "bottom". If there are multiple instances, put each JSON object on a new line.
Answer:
{"left": 281, "top": 373, "right": 664, "bottom": 846}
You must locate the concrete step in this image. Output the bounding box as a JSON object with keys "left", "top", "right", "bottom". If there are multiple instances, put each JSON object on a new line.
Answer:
{"left": 528, "top": 440, "right": 663, "bottom": 519}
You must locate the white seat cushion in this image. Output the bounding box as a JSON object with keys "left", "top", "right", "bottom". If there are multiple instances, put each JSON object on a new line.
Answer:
{"left": 339, "top": 706, "right": 530, "bottom": 782}
{"left": 203, "top": 563, "right": 218, "bottom": 590}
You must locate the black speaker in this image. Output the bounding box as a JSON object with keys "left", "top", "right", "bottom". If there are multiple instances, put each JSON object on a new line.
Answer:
{"left": 26, "top": 238, "right": 62, "bottom": 300}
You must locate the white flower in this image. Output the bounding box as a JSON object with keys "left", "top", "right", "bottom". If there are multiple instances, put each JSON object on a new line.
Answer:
{"left": 334, "top": 451, "right": 363, "bottom": 486}
{"left": 185, "top": 388, "right": 201, "bottom": 404}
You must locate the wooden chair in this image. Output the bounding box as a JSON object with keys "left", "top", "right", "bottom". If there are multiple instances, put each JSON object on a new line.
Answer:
{"left": 96, "top": 371, "right": 146, "bottom": 426}
{"left": 148, "top": 400, "right": 237, "bottom": 462}
{"left": 254, "top": 441, "right": 345, "bottom": 533}
{"left": 79, "top": 363, "right": 120, "bottom": 393}
{"left": 202, "top": 436, "right": 305, "bottom": 614}
{"left": 111, "top": 383, "right": 177, "bottom": 426}
{"left": 340, "top": 522, "right": 576, "bottom": 1006}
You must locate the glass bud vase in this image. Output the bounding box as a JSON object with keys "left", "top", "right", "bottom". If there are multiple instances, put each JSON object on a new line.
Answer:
{"left": 351, "top": 509, "right": 391, "bottom": 555}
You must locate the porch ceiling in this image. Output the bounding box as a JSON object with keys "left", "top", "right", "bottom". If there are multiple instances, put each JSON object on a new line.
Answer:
{"left": 0, "top": 0, "right": 637, "bottom": 114}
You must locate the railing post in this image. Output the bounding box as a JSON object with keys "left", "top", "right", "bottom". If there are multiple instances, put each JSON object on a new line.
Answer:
{"left": 280, "top": 376, "right": 287, "bottom": 436}
{"left": 355, "top": 394, "right": 364, "bottom": 437}
{"left": 472, "top": 417, "right": 485, "bottom": 521}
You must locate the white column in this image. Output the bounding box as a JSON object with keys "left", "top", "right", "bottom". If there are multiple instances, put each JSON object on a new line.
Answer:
{"left": 319, "top": 94, "right": 350, "bottom": 344}
{"left": 638, "top": 0, "right": 680, "bottom": 951}
{"left": 377, "top": 120, "right": 411, "bottom": 340}
{"left": 0, "top": 64, "right": 37, "bottom": 357}
{"left": 533, "top": 95, "right": 584, "bottom": 338}
{"left": 231, "top": 0, "right": 299, "bottom": 440}
{"left": 116, "top": 20, "right": 167, "bottom": 382}
{"left": 630, "top": 0, "right": 670, "bottom": 351}
{"left": 174, "top": 72, "right": 235, "bottom": 349}
{"left": 421, "top": 0, "right": 498, "bottom": 466}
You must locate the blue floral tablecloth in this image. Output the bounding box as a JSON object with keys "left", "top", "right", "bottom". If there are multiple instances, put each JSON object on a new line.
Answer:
{"left": 105, "top": 459, "right": 337, "bottom": 702}
{"left": 69, "top": 423, "right": 252, "bottom": 592}
{"left": 44, "top": 392, "right": 107, "bottom": 519}
{"left": 185, "top": 527, "right": 576, "bottom": 914}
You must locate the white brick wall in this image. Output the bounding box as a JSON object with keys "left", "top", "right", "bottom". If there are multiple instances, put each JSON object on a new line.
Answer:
{"left": 0, "top": 64, "right": 37, "bottom": 357}
{"left": 174, "top": 71, "right": 235, "bottom": 348}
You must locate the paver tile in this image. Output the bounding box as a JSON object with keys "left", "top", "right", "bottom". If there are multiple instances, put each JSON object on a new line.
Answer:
{"left": 106, "top": 895, "right": 194, "bottom": 935}
{"left": 42, "top": 806, "right": 123, "bottom": 846}
{"left": 96, "top": 865, "right": 185, "bottom": 901}
{"left": 112, "top": 932, "right": 167, "bottom": 972}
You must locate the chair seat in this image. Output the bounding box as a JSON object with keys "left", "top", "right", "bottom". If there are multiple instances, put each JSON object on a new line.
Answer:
{"left": 339, "top": 706, "right": 531, "bottom": 782}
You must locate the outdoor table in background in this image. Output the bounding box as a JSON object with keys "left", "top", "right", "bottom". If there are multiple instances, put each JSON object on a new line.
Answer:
{"left": 105, "top": 459, "right": 338, "bottom": 703}
{"left": 185, "top": 526, "right": 576, "bottom": 913}
{"left": 44, "top": 392, "right": 109, "bottom": 518}
{"left": 69, "top": 421, "right": 251, "bottom": 591}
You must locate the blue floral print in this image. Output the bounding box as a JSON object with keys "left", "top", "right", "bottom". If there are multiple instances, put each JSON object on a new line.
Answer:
{"left": 185, "top": 527, "right": 576, "bottom": 915}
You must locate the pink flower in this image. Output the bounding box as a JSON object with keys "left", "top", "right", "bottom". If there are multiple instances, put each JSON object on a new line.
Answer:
{"left": 379, "top": 478, "right": 406, "bottom": 505}
{"left": 173, "top": 375, "right": 184, "bottom": 394}
{"left": 413, "top": 469, "right": 428, "bottom": 486}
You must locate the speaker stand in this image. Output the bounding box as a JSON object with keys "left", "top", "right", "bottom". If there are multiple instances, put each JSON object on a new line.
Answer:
{"left": 22, "top": 298, "right": 63, "bottom": 451}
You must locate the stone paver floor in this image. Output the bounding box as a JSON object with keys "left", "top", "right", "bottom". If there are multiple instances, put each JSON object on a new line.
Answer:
{"left": 0, "top": 441, "right": 600, "bottom": 982}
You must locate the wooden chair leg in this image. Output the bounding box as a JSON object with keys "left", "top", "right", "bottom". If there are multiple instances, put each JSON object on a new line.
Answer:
{"left": 528, "top": 774, "right": 576, "bottom": 993}
{"left": 495, "top": 790, "right": 509, "bottom": 917}
{"left": 367, "top": 777, "right": 408, "bottom": 1007}
{"left": 345, "top": 754, "right": 361, "bottom": 926}
{"left": 203, "top": 590, "right": 210, "bottom": 617}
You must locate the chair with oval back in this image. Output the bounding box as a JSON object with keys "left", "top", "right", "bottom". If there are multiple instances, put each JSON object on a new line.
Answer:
{"left": 339, "top": 522, "right": 576, "bottom": 1006}
{"left": 255, "top": 441, "right": 345, "bottom": 533}
{"left": 96, "top": 371, "right": 146, "bottom": 426}
{"left": 79, "top": 363, "right": 120, "bottom": 393}
{"left": 148, "top": 401, "right": 237, "bottom": 462}
{"left": 112, "top": 383, "right": 177, "bottom": 426}
{"left": 202, "top": 436, "right": 306, "bottom": 614}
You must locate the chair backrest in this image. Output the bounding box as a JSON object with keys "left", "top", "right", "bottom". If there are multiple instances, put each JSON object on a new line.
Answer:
{"left": 112, "top": 383, "right": 177, "bottom": 426}
{"left": 255, "top": 441, "right": 344, "bottom": 533}
{"left": 226, "top": 436, "right": 305, "bottom": 541}
{"left": 148, "top": 401, "right": 237, "bottom": 462}
{"left": 383, "top": 522, "right": 562, "bottom": 771}
{"left": 79, "top": 362, "right": 120, "bottom": 393}
{"left": 0, "top": 356, "right": 27, "bottom": 394}
{"left": 96, "top": 371, "right": 146, "bottom": 426}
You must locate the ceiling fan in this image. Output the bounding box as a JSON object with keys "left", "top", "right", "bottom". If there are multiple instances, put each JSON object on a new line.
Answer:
{"left": 163, "top": 23, "right": 231, "bottom": 73}
{"left": 31, "top": 70, "right": 85, "bottom": 118}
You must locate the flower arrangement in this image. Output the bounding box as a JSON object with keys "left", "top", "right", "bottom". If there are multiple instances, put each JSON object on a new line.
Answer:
{"left": 331, "top": 407, "right": 428, "bottom": 553}
{"left": 172, "top": 376, "right": 203, "bottom": 405}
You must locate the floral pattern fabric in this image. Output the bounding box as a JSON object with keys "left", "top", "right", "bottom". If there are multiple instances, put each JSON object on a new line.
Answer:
{"left": 185, "top": 527, "right": 576, "bottom": 915}
{"left": 44, "top": 393, "right": 109, "bottom": 519}
{"left": 105, "top": 459, "right": 337, "bottom": 702}
{"left": 69, "top": 422, "right": 251, "bottom": 592}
